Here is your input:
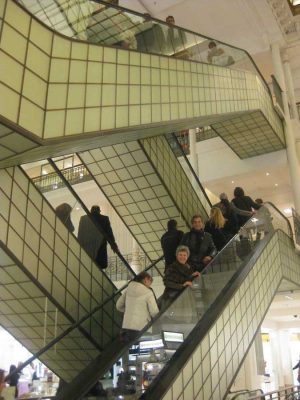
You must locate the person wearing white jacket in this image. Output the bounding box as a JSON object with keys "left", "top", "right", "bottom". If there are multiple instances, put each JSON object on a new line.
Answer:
{"left": 116, "top": 272, "right": 159, "bottom": 342}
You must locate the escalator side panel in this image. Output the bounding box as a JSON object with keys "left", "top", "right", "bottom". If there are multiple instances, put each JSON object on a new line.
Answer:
{"left": 0, "top": 244, "right": 101, "bottom": 382}
{"left": 144, "top": 230, "right": 300, "bottom": 400}
{"left": 0, "top": 166, "right": 121, "bottom": 374}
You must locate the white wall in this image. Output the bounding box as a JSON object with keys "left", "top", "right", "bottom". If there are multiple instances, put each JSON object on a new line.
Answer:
{"left": 0, "top": 327, "right": 32, "bottom": 374}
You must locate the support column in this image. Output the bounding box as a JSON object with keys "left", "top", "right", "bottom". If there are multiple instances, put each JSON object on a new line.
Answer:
{"left": 278, "top": 330, "right": 294, "bottom": 387}
{"left": 282, "top": 52, "right": 300, "bottom": 163}
{"left": 271, "top": 42, "right": 300, "bottom": 213}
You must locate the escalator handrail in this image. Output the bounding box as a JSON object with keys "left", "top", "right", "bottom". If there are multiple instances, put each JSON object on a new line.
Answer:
{"left": 87, "top": 0, "right": 273, "bottom": 99}
{"left": 16, "top": 0, "right": 273, "bottom": 102}
{"left": 4, "top": 254, "right": 164, "bottom": 382}
{"left": 141, "top": 206, "right": 294, "bottom": 399}
{"left": 57, "top": 204, "right": 291, "bottom": 399}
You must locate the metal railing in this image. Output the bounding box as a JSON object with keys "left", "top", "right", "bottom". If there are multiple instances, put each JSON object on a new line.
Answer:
{"left": 32, "top": 164, "right": 91, "bottom": 193}
{"left": 106, "top": 252, "right": 163, "bottom": 281}
{"left": 17, "top": 0, "right": 273, "bottom": 100}
{"left": 4, "top": 254, "right": 164, "bottom": 384}
{"left": 248, "top": 385, "right": 300, "bottom": 399}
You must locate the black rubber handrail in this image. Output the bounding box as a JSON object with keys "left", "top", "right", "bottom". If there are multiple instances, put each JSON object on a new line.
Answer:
{"left": 56, "top": 203, "right": 292, "bottom": 399}
{"left": 4, "top": 254, "right": 164, "bottom": 382}
{"left": 16, "top": 0, "right": 273, "bottom": 102}
{"left": 88, "top": 0, "right": 273, "bottom": 99}
{"left": 141, "top": 203, "right": 294, "bottom": 399}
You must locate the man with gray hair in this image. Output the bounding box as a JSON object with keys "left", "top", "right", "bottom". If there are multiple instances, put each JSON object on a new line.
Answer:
{"left": 181, "top": 215, "right": 217, "bottom": 272}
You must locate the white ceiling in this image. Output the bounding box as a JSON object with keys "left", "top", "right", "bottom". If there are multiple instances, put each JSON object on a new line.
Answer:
{"left": 264, "top": 287, "right": 300, "bottom": 330}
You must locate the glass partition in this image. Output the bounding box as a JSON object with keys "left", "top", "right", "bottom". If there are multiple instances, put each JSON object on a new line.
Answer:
{"left": 22, "top": 157, "right": 136, "bottom": 285}
{"left": 17, "top": 0, "right": 271, "bottom": 96}
{"left": 13, "top": 255, "right": 165, "bottom": 389}
{"left": 166, "top": 132, "right": 212, "bottom": 216}
{"left": 62, "top": 202, "right": 290, "bottom": 399}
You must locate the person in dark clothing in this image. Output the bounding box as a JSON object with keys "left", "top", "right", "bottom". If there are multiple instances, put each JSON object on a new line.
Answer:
{"left": 136, "top": 13, "right": 166, "bottom": 54}
{"left": 293, "top": 358, "right": 300, "bottom": 384}
{"left": 78, "top": 205, "right": 117, "bottom": 269}
{"left": 165, "top": 15, "right": 187, "bottom": 54}
{"left": 180, "top": 215, "right": 217, "bottom": 272}
{"left": 204, "top": 207, "right": 229, "bottom": 251}
{"left": 160, "top": 219, "right": 184, "bottom": 270}
{"left": 5, "top": 365, "right": 20, "bottom": 397}
{"left": 78, "top": 209, "right": 105, "bottom": 263}
{"left": 90, "top": 205, "right": 118, "bottom": 269}
{"left": 55, "top": 203, "right": 75, "bottom": 233}
{"left": 232, "top": 187, "right": 261, "bottom": 228}
{"left": 162, "top": 245, "right": 200, "bottom": 302}
{"left": 214, "top": 193, "right": 252, "bottom": 235}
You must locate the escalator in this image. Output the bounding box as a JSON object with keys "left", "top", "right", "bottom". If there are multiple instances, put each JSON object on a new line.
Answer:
{"left": 0, "top": 0, "right": 284, "bottom": 167}
{"left": 52, "top": 203, "right": 300, "bottom": 399}
{"left": 78, "top": 133, "right": 211, "bottom": 262}
{"left": 0, "top": 163, "right": 140, "bottom": 382}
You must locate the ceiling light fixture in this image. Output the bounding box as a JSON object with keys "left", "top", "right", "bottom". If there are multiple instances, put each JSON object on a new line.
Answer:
{"left": 285, "top": 295, "right": 293, "bottom": 300}
{"left": 266, "top": 172, "right": 270, "bottom": 176}
{"left": 231, "top": 180, "right": 234, "bottom": 184}
{"left": 275, "top": 183, "right": 278, "bottom": 187}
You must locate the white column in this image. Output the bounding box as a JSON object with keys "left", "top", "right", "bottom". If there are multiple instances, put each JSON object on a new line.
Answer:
{"left": 283, "top": 51, "right": 299, "bottom": 122}
{"left": 269, "top": 330, "right": 284, "bottom": 389}
{"left": 244, "top": 343, "right": 262, "bottom": 390}
{"left": 189, "top": 128, "right": 199, "bottom": 176}
{"left": 278, "top": 330, "right": 294, "bottom": 387}
{"left": 271, "top": 42, "right": 300, "bottom": 213}
{"left": 130, "top": 239, "right": 143, "bottom": 274}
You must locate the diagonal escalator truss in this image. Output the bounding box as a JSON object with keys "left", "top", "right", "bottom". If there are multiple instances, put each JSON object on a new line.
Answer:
{"left": 79, "top": 134, "right": 211, "bottom": 262}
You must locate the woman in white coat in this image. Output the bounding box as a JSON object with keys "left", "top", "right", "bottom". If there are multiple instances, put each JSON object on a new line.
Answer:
{"left": 116, "top": 272, "right": 159, "bottom": 342}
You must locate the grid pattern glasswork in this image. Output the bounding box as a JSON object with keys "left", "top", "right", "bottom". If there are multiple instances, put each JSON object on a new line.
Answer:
{"left": 0, "top": 0, "right": 284, "bottom": 166}
{"left": 140, "top": 135, "right": 211, "bottom": 217}
{"left": 79, "top": 139, "right": 189, "bottom": 261}
{"left": 159, "top": 230, "right": 299, "bottom": 400}
{"left": 78, "top": 205, "right": 298, "bottom": 400}
{"left": 0, "top": 245, "right": 102, "bottom": 382}
{"left": 211, "top": 111, "right": 284, "bottom": 159}
{"left": 0, "top": 166, "right": 120, "bottom": 348}
{"left": 0, "top": 122, "right": 39, "bottom": 160}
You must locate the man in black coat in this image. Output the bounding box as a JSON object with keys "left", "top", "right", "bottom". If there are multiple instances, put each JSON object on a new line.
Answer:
{"left": 232, "top": 187, "right": 261, "bottom": 228}
{"left": 181, "top": 214, "right": 217, "bottom": 272}
{"left": 78, "top": 205, "right": 118, "bottom": 269}
{"left": 161, "top": 219, "right": 184, "bottom": 270}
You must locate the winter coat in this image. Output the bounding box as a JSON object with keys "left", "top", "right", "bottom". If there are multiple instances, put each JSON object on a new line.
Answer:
{"left": 161, "top": 228, "right": 184, "bottom": 267}
{"left": 94, "top": 213, "right": 117, "bottom": 268}
{"left": 116, "top": 282, "right": 159, "bottom": 331}
{"left": 204, "top": 221, "right": 228, "bottom": 251}
{"left": 163, "top": 261, "right": 193, "bottom": 296}
{"left": 180, "top": 229, "right": 217, "bottom": 272}
{"left": 77, "top": 215, "right": 104, "bottom": 261}
{"left": 232, "top": 196, "right": 261, "bottom": 227}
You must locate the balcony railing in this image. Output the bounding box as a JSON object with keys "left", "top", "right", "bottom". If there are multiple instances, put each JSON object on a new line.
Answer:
{"left": 32, "top": 164, "right": 91, "bottom": 193}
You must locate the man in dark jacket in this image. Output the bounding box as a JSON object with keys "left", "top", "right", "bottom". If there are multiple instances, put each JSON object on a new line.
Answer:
{"left": 161, "top": 219, "right": 184, "bottom": 270}
{"left": 78, "top": 205, "right": 118, "bottom": 269}
{"left": 181, "top": 215, "right": 217, "bottom": 272}
{"left": 232, "top": 187, "right": 261, "bottom": 228}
